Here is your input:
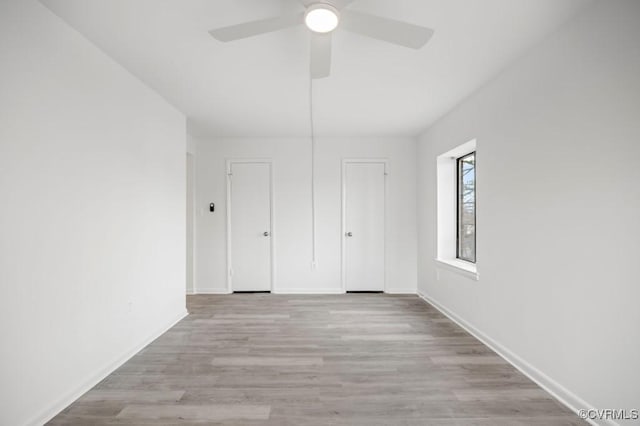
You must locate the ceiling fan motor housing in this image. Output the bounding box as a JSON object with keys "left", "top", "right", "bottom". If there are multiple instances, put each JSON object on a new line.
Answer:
{"left": 305, "top": 3, "right": 340, "bottom": 33}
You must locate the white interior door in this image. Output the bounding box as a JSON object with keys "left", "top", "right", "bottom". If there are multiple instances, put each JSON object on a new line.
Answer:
{"left": 229, "top": 161, "right": 272, "bottom": 292}
{"left": 344, "top": 162, "right": 385, "bottom": 292}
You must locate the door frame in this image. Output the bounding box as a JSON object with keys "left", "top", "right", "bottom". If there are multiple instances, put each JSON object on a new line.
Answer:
{"left": 186, "top": 152, "right": 196, "bottom": 295}
{"left": 226, "top": 158, "right": 276, "bottom": 293}
{"left": 341, "top": 158, "right": 388, "bottom": 293}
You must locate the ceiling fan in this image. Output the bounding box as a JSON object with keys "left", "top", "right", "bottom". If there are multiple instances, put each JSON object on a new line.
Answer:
{"left": 209, "top": 0, "right": 434, "bottom": 79}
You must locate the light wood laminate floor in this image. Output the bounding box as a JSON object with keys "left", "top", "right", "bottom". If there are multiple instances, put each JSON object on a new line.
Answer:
{"left": 49, "top": 294, "right": 584, "bottom": 425}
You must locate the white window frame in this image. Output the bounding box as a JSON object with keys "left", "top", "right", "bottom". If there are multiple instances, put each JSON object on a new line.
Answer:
{"left": 435, "top": 139, "right": 479, "bottom": 280}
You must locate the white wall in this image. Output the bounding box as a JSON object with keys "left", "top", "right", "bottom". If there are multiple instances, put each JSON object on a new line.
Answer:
{"left": 194, "top": 136, "right": 417, "bottom": 294}
{"left": 417, "top": 0, "right": 640, "bottom": 422}
{"left": 0, "top": 1, "right": 186, "bottom": 425}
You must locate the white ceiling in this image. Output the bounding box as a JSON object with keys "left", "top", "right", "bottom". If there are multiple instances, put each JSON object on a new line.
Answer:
{"left": 41, "top": 0, "right": 593, "bottom": 137}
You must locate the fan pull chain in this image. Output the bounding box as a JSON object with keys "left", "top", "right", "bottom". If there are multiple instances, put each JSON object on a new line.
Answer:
{"left": 309, "top": 75, "right": 317, "bottom": 270}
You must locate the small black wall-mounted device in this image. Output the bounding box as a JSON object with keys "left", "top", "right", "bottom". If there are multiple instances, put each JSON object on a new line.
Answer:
{"left": 209, "top": 203, "right": 215, "bottom": 212}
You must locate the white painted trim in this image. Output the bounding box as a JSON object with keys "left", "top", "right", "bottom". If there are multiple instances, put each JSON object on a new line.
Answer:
{"left": 186, "top": 152, "right": 196, "bottom": 295}
{"left": 436, "top": 139, "right": 477, "bottom": 266}
{"left": 28, "top": 309, "right": 188, "bottom": 426}
{"left": 416, "top": 291, "right": 610, "bottom": 426}
{"left": 341, "top": 161, "right": 346, "bottom": 292}
{"left": 341, "top": 158, "right": 388, "bottom": 293}
{"left": 273, "top": 289, "right": 346, "bottom": 295}
{"left": 192, "top": 289, "right": 232, "bottom": 295}
{"left": 436, "top": 138, "right": 477, "bottom": 159}
{"left": 226, "top": 160, "right": 232, "bottom": 293}
{"left": 435, "top": 258, "right": 479, "bottom": 281}
{"left": 225, "top": 158, "right": 276, "bottom": 293}
{"left": 269, "top": 161, "right": 276, "bottom": 292}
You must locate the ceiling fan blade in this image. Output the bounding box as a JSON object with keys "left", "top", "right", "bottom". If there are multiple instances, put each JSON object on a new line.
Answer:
{"left": 209, "top": 12, "right": 304, "bottom": 42}
{"left": 341, "top": 10, "right": 434, "bottom": 49}
{"left": 310, "top": 32, "right": 332, "bottom": 79}
{"left": 334, "top": 0, "right": 357, "bottom": 9}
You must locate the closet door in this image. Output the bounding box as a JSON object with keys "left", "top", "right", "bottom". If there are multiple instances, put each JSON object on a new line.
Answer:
{"left": 228, "top": 161, "right": 272, "bottom": 292}
{"left": 343, "top": 161, "right": 385, "bottom": 292}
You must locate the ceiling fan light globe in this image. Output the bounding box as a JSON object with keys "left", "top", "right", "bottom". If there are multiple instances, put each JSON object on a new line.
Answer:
{"left": 305, "top": 5, "right": 339, "bottom": 33}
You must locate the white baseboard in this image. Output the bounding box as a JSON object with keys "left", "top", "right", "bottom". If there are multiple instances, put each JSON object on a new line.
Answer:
{"left": 274, "top": 289, "right": 414, "bottom": 295}
{"left": 28, "top": 309, "right": 188, "bottom": 426}
{"left": 192, "top": 288, "right": 231, "bottom": 294}
{"left": 193, "top": 288, "right": 348, "bottom": 295}
{"left": 192, "top": 289, "right": 414, "bottom": 295}
{"left": 273, "top": 289, "right": 345, "bottom": 294}
{"left": 417, "top": 291, "right": 612, "bottom": 426}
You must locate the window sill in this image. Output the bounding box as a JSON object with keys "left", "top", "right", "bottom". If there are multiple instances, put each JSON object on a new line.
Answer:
{"left": 435, "top": 258, "right": 479, "bottom": 281}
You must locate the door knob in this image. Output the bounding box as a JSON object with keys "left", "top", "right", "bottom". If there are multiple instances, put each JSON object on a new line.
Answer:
{"left": 263, "top": 231, "right": 270, "bottom": 237}
{"left": 345, "top": 232, "right": 353, "bottom": 237}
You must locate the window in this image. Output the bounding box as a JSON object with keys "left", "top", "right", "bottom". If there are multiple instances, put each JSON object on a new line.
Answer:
{"left": 435, "top": 139, "right": 478, "bottom": 280}
{"left": 456, "top": 152, "right": 476, "bottom": 263}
